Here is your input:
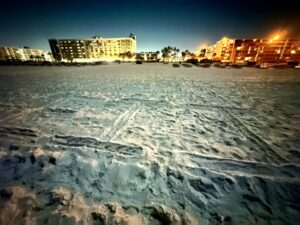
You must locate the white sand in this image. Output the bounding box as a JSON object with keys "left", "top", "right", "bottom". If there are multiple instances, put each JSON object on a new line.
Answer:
{"left": 0, "top": 64, "right": 300, "bottom": 225}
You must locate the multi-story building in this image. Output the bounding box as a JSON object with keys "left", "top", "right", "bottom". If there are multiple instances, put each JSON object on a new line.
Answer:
{"left": 0, "top": 46, "right": 53, "bottom": 62}
{"left": 49, "top": 35, "right": 137, "bottom": 62}
{"left": 206, "top": 37, "right": 300, "bottom": 64}
{"left": 205, "top": 44, "right": 217, "bottom": 60}
{"left": 0, "top": 47, "right": 21, "bottom": 61}
{"left": 213, "top": 37, "right": 236, "bottom": 62}
{"left": 232, "top": 39, "right": 261, "bottom": 63}
{"left": 255, "top": 38, "right": 300, "bottom": 63}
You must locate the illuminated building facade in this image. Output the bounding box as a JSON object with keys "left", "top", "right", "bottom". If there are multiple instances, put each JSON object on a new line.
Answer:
{"left": 204, "top": 44, "right": 217, "bottom": 60}
{"left": 255, "top": 39, "right": 300, "bottom": 63}
{"left": 213, "top": 37, "right": 236, "bottom": 62}
{"left": 206, "top": 37, "right": 300, "bottom": 64}
{"left": 0, "top": 47, "right": 53, "bottom": 62}
{"left": 49, "top": 35, "right": 137, "bottom": 62}
{"left": 0, "top": 47, "right": 20, "bottom": 61}
{"left": 233, "top": 39, "right": 261, "bottom": 63}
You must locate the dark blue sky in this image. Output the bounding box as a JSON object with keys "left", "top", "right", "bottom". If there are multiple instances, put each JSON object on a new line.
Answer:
{"left": 1, "top": 0, "right": 299, "bottom": 52}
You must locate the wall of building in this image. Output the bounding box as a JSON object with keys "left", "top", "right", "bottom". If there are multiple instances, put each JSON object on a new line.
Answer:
{"left": 213, "top": 38, "right": 236, "bottom": 62}
{"left": 0, "top": 47, "right": 53, "bottom": 62}
{"left": 0, "top": 47, "right": 20, "bottom": 61}
{"left": 256, "top": 39, "right": 300, "bottom": 63}
{"left": 49, "top": 36, "right": 137, "bottom": 62}
{"left": 206, "top": 38, "right": 300, "bottom": 64}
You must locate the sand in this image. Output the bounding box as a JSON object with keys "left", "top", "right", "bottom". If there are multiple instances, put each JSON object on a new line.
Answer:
{"left": 0, "top": 64, "right": 300, "bottom": 225}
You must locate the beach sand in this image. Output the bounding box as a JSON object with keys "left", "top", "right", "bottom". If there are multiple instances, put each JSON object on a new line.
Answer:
{"left": 0, "top": 64, "right": 300, "bottom": 225}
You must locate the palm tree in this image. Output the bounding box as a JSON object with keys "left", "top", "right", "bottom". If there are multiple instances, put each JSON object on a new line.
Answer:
{"left": 161, "top": 46, "right": 180, "bottom": 62}
{"left": 129, "top": 33, "right": 136, "bottom": 40}
{"left": 181, "top": 51, "right": 186, "bottom": 61}
{"left": 119, "top": 51, "right": 134, "bottom": 61}
{"left": 161, "top": 47, "right": 168, "bottom": 62}
{"left": 119, "top": 52, "right": 126, "bottom": 61}
{"left": 136, "top": 53, "right": 144, "bottom": 61}
{"left": 98, "top": 49, "right": 104, "bottom": 58}
{"left": 171, "top": 47, "right": 180, "bottom": 62}
{"left": 125, "top": 51, "right": 133, "bottom": 59}
{"left": 181, "top": 50, "right": 196, "bottom": 61}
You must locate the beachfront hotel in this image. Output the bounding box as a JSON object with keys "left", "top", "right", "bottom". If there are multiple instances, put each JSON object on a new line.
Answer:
{"left": 49, "top": 34, "right": 137, "bottom": 62}
{"left": 206, "top": 37, "right": 300, "bottom": 64}
{"left": 0, "top": 46, "right": 53, "bottom": 62}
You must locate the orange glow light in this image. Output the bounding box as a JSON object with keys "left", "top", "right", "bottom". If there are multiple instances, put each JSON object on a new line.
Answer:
{"left": 198, "top": 44, "right": 207, "bottom": 49}
{"left": 267, "top": 29, "right": 288, "bottom": 41}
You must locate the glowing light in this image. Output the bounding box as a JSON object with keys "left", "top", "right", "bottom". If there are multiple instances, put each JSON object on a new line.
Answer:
{"left": 198, "top": 43, "right": 208, "bottom": 50}
{"left": 267, "top": 29, "right": 288, "bottom": 42}
{"left": 268, "top": 35, "right": 280, "bottom": 43}
{"left": 291, "top": 50, "right": 296, "bottom": 54}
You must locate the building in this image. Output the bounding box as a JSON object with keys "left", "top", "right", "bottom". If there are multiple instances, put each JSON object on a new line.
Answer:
{"left": 205, "top": 37, "right": 300, "bottom": 64}
{"left": 0, "top": 47, "right": 20, "bottom": 61}
{"left": 0, "top": 46, "right": 53, "bottom": 62}
{"left": 136, "top": 51, "right": 160, "bottom": 62}
{"left": 255, "top": 38, "right": 300, "bottom": 63}
{"left": 213, "top": 37, "right": 236, "bottom": 62}
{"left": 49, "top": 35, "right": 137, "bottom": 62}
{"left": 205, "top": 44, "right": 217, "bottom": 60}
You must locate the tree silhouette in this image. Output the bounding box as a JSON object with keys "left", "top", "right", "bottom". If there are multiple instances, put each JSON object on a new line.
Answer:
{"left": 161, "top": 46, "right": 180, "bottom": 62}
{"left": 129, "top": 33, "right": 136, "bottom": 40}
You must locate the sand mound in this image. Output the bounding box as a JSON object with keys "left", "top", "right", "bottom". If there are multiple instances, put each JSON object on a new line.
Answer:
{"left": 0, "top": 185, "right": 198, "bottom": 225}
{"left": 0, "top": 186, "right": 36, "bottom": 225}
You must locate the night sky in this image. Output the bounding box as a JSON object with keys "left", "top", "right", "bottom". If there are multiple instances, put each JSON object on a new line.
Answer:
{"left": 1, "top": 0, "right": 299, "bottom": 52}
